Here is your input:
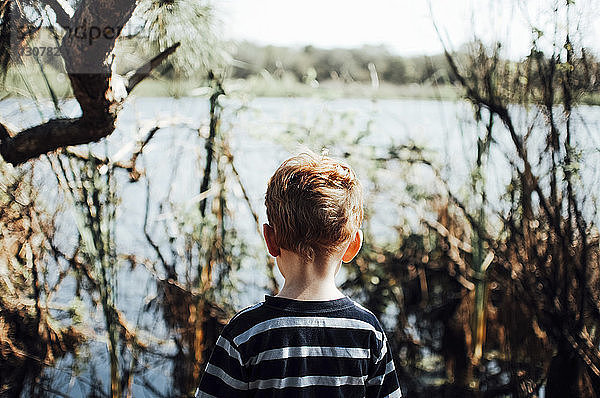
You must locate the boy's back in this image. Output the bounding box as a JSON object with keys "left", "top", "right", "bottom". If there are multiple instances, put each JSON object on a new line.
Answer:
{"left": 196, "top": 295, "right": 401, "bottom": 398}
{"left": 196, "top": 150, "right": 402, "bottom": 397}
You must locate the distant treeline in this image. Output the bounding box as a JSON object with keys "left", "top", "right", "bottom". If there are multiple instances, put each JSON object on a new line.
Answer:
{"left": 229, "top": 42, "right": 455, "bottom": 85}
{"left": 229, "top": 42, "right": 600, "bottom": 99}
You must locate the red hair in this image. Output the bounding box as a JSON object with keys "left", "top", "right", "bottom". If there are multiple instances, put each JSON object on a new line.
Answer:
{"left": 265, "top": 150, "right": 364, "bottom": 263}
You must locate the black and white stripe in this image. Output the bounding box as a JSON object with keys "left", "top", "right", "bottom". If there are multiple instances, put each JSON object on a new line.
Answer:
{"left": 196, "top": 295, "right": 402, "bottom": 397}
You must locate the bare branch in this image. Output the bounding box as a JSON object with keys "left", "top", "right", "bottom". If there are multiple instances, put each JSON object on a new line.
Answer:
{"left": 64, "top": 126, "right": 163, "bottom": 180}
{"left": 127, "top": 126, "right": 160, "bottom": 181}
{"left": 0, "top": 117, "right": 113, "bottom": 165}
{"left": 441, "top": 48, "right": 558, "bottom": 233}
{"left": 126, "top": 42, "right": 181, "bottom": 94}
{"left": 41, "top": 0, "right": 72, "bottom": 29}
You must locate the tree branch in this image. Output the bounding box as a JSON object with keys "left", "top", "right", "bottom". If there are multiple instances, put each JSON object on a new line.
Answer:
{"left": 126, "top": 42, "right": 181, "bottom": 93}
{"left": 0, "top": 117, "right": 113, "bottom": 165}
{"left": 442, "top": 49, "right": 557, "bottom": 228}
{"left": 41, "top": 0, "right": 72, "bottom": 29}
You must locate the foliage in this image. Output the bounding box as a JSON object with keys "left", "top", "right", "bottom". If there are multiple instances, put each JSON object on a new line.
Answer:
{"left": 0, "top": 161, "right": 83, "bottom": 397}
{"left": 131, "top": 0, "right": 231, "bottom": 78}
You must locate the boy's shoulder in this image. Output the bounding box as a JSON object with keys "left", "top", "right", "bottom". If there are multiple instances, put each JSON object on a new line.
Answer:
{"left": 220, "top": 296, "right": 386, "bottom": 345}
{"left": 219, "top": 301, "right": 267, "bottom": 340}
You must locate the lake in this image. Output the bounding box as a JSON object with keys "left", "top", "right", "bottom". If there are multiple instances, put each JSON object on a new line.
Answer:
{"left": 2, "top": 96, "right": 599, "bottom": 396}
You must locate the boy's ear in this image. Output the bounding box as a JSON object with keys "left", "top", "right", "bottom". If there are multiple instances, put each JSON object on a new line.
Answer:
{"left": 342, "top": 229, "right": 363, "bottom": 263}
{"left": 263, "top": 223, "right": 281, "bottom": 257}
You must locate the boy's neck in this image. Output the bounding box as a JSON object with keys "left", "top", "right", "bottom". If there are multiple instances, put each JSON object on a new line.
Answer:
{"left": 275, "top": 252, "right": 345, "bottom": 301}
{"left": 276, "top": 278, "right": 345, "bottom": 301}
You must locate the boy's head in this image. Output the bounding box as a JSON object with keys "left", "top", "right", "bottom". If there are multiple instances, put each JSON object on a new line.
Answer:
{"left": 264, "top": 150, "right": 364, "bottom": 265}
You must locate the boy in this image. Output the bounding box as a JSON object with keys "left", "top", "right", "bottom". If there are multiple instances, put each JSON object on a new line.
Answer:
{"left": 195, "top": 151, "right": 402, "bottom": 397}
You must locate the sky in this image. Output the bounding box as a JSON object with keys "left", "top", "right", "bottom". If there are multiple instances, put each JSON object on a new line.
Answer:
{"left": 216, "top": 0, "right": 600, "bottom": 59}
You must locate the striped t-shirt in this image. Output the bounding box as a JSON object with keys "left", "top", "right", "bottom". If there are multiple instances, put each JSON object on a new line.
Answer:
{"left": 195, "top": 295, "right": 402, "bottom": 397}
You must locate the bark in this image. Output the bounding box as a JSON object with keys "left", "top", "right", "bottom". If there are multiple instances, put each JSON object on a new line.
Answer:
{"left": 40, "top": 0, "right": 72, "bottom": 29}
{"left": 1, "top": 117, "right": 111, "bottom": 164}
